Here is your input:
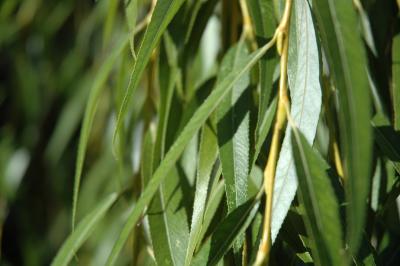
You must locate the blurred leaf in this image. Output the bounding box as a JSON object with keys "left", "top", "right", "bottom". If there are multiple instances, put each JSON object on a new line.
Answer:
{"left": 72, "top": 34, "right": 129, "bottom": 229}
{"left": 105, "top": 42, "right": 272, "bottom": 266}
{"left": 45, "top": 77, "right": 90, "bottom": 165}
{"left": 291, "top": 128, "right": 343, "bottom": 266}
{"left": 354, "top": 0, "right": 377, "bottom": 56}
{"left": 103, "top": 0, "right": 119, "bottom": 46}
{"left": 51, "top": 193, "right": 118, "bottom": 266}
{"left": 313, "top": 0, "right": 373, "bottom": 254}
{"left": 272, "top": 0, "right": 322, "bottom": 242}
{"left": 184, "top": 124, "right": 219, "bottom": 266}
{"left": 393, "top": 33, "right": 400, "bottom": 131}
{"left": 113, "top": 0, "right": 186, "bottom": 151}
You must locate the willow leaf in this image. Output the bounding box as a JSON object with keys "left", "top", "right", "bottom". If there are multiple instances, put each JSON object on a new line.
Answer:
{"left": 52, "top": 193, "right": 117, "bottom": 266}
{"left": 196, "top": 178, "right": 225, "bottom": 246}
{"left": 105, "top": 43, "right": 272, "bottom": 266}
{"left": 291, "top": 128, "right": 343, "bottom": 266}
{"left": 216, "top": 42, "right": 250, "bottom": 214}
{"left": 271, "top": 0, "right": 322, "bottom": 242}
{"left": 313, "top": 0, "right": 372, "bottom": 254}
{"left": 184, "top": 124, "right": 219, "bottom": 266}
{"left": 372, "top": 113, "right": 400, "bottom": 175}
{"left": 192, "top": 197, "right": 260, "bottom": 266}
{"left": 147, "top": 165, "right": 190, "bottom": 266}
{"left": 113, "top": 0, "right": 186, "bottom": 152}
{"left": 393, "top": 33, "right": 400, "bottom": 131}
{"left": 246, "top": 0, "right": 278, "bottom": 139}
{"left": 72, "top": 35, "right": 129, "bottom": 229}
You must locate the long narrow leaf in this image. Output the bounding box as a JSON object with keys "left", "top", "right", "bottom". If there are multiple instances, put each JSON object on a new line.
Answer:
{"left": 291, "top": 128, "right": 343, "bottom": 266}
{"left": 72, "top": 35, "right": 129, "bottom": 228}
{"left": 313, "top": 0, "right": 373, "bottom": 254}
{"left": 192, "top": 197, "right": 260, "bottom": 266}
{"left": 393, "top": 33, "right": 400, "bottom": 131}
{"left": 216, "top": 42, "right": 250, "bottom": 214}
{"left": 272, "top": 0, "right": 322, "bottom": 242}
{"left": 184, "top": 124, "right": 219, "bottom": 266}
{"left": 105, "top": 44, "right": 272, "bottom": 266}
{"left": 112, "top": 0, "right": 186, "bottom": 152}
{"left": 52, "top": 193, "right": 118, "bottom": 266}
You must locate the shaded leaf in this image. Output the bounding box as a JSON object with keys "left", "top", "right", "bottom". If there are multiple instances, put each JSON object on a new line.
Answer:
{"left": 246, "top": 0, "right": 279, "bottom": 138}
{"left": 313, "top": 0, "right": 373, "bottom": 254}
{"left": 393, "top": 33, "right": 400, "bottom": 131}
{"left": 113, "top": 0, "right": 186, "bottom": 151}
{"left": 372, "top": 113, "right": 400, "bottom": 175}
{"left": 216, "top": 42, "right": 250, "bottom": 214}
{"left": 291, "top": 128, "right": 344, "bottom": 266}
{"left": 192, "top": 197, "right": 260, "bottom": 266}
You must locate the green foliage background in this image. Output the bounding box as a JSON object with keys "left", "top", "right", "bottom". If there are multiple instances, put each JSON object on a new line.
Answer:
{"left": 0, "top": 0, "right": 400, "bottom": 265}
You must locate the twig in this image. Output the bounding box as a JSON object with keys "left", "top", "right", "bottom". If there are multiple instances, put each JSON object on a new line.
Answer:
{"left": 254, "top": 0, "right": 293, "bottom": 265}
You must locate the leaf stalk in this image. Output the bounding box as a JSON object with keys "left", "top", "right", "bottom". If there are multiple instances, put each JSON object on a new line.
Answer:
{"left": 254, "top": 0, "right": 292, "bottom": 264}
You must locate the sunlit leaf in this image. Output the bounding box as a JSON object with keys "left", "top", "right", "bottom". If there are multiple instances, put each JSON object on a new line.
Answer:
{"left": 272, "top": 0, "right": 322, "bottom": 242}
{"left": 184, "top": 124, "right": 219, "bottom": 266}
{"left": 105, "top": 43, "right": 272, "bottom": 266}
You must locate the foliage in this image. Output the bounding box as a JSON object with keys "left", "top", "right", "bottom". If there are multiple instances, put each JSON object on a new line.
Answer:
{"left": 1, "top": 0, "right": 400, "bottom": 265}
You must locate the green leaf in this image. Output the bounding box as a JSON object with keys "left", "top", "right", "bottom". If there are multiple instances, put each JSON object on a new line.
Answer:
{"left": 52, "top": 193, "right": 118, "bottom": 266}
{"left": 253, "top": 98, "right": 277, "bottom": 166}
{"left": 45, "top": 77, "right": 90, "bottom": 165}
{"left": 393, "top": 33, "right": 400, "bottom": 131}
{"left": 271, "top": 0, "right": 322, "bottom": 242}
{"left": 153, "top": 32, "right": 179, "bottom": 165}
{"left": 72, "top": 34, "right": 129, "bottom": 229}
{"left": 145, "top": 33, "right": 191, "bottom": 266}
{"left": 313, "top": 0, "right": 373, "bottom": 254}
{"left": 184, "top": 124, "right": 219, "bottom": 266}
{"left": 291, "top": 128, "right": 344, "bottom": 266}
{"left": 105, "top": 41, "right": 272, "bottom": 266}
{"left": 354, "top": 0, "right": 377, "bottom": 56}
{"left": 372, "top": 113, "right": 400, "bottom": 175}
{"left": 196, "top": 176, "right": 225, "bottom": 247}
{"left": 192, "top": 197, "right": 260, "bottom": 266}
{"left": 147, "top": 165, "right": 190, "bottom": 266}
{"left": 246, "top": 0, "right": 279, "bottom": 137}
{"left": 216, "top": 42, "right": 250, "bottom": 214}
{"left": 113, "top": 0, "right": 186, "bottom": 152}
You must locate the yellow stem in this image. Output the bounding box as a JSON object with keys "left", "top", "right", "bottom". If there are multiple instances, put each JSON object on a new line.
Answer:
{"left": 333, "top": 141, "right": 344, "bottom": 178}
{"left": 322, "top": 78, "right": 345, "bottom": 182}
{"left": 254, "top": 0, "right": 292, "bottom": 265}
{"left": 129, "top": 0, "right": 157, "bottom": 60}
{"left": 239, "top": 0, "right": 257, "bottom": 50}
